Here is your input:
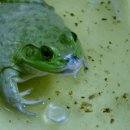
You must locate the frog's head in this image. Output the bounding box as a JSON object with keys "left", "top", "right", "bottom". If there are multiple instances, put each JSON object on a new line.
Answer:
{"left": 16, "top": 28, "right": 86, "bottom": 76}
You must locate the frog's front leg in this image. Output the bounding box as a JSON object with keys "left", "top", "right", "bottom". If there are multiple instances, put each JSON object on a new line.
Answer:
{"left": 0, "top": 68, "right": 43, "bottom": 116}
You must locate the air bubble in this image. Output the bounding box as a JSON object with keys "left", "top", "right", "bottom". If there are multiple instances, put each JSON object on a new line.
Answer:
{"left": 43, "top": 103, "right": 69, "bottom": 123}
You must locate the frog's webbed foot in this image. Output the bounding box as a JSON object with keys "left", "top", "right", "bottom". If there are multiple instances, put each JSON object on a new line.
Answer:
{"left": 1, "top": 68, "right": 43, "bottom": 116}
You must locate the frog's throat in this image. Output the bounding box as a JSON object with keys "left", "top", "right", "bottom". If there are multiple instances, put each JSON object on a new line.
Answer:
{"left": 59, "top": 57, "right": 86, "bottom": 77}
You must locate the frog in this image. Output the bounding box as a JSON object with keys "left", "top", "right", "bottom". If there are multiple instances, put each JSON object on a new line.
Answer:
{"left": 0, "top": 0, "right": 87, "bottom": 116}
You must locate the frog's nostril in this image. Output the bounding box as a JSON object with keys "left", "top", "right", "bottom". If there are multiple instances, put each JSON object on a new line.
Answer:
{"left": 72, "top": 55, "right": 79, "bottom": 60}
{"left": 64, "top": 54, "right": 79, "bottom": 62}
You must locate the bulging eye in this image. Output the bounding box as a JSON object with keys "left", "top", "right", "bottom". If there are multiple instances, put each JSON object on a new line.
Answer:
{"left": 41, "top": 46, "right": 54, "bottom": 60}
{"left": 71, "top": 32, "right": 77, "bottom": 42}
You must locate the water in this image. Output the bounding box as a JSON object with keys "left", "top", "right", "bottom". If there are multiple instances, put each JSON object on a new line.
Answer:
{"left": 0, "top": 0, "right": 130, "bottom": 130}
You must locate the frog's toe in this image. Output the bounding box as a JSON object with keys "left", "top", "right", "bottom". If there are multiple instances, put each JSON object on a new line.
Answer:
{"left": 22, "top": 98, "right": 44, "bottom": 105}
{"left": 20, "top": 88, "right": 33, "bottom": 97}
{"left": 15, "top": 103, "right": 36, "bottom": 116}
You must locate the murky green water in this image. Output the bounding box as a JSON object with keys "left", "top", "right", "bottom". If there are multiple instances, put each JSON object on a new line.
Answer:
{"left": 0, "top": 0, "right": 130, "bottom": 130}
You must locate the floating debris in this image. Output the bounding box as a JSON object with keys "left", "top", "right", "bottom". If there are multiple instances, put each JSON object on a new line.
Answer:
{"left": 44, "top": 103, "right": 69, "bottom": 123}
{"left": 80, "top": 102, "right": 93, "bottom": 112}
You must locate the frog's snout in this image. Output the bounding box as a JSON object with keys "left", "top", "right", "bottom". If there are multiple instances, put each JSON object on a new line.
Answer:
{"left": 60, "top": 54, "right": 83, "bottom": 76}
{"left": 65, "top": 55, "right": 81, "bottom": 71}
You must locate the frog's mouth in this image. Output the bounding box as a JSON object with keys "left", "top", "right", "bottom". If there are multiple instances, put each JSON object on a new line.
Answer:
{"left": 58, "top": 54, "right": 86, "bottom": 77}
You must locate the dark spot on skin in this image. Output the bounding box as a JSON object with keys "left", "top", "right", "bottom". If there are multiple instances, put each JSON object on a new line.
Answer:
{"left": 103, "top": 108, "right": 112, "bottom": 113}
{"left": 110, "top": 118, "right": 115, "bottom": 124}
{"left": 0, "top": 41, "right": 4, "bottom": 46}
{"left": 37, "top": 25, "right": 44, "bottom": 31}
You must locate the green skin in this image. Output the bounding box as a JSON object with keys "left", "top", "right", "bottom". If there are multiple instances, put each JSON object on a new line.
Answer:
{"left": 0, "top": 1, "right": 85, "bottom": 116}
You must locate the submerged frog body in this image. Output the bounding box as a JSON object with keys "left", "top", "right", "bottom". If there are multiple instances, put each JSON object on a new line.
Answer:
{"left": 0, "top": 1, "right": 85, "bottom": 115}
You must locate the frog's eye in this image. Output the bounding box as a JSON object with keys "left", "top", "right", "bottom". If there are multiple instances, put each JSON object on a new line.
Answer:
{"left": 41, "top": 46, "right": 54, "bottom": 60}
{"left": 71, "top": 32, "right": 77, "bottom": 42}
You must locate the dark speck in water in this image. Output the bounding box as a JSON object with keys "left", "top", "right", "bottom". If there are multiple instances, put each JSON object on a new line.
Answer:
{"left": 79, "top": 20, "right": 83, "bottom": 23}
{"left": 96, "top": 125, "right": 100, "bottom": 128}
{"left": 87, "top": 56, "right": 95, "bottom": 62}
{"left": 122, "top": 93, "right": 128, "bottom": 99}
{"left": 104, "top": 77, "right": 108, "bottom": 81}
{"left": 69, "top": 91, "right": 73, "bottom": 96}
{"left": 80, "top": 102, "right": 93, "bottom": 112}
{"left": 110, "top": 118, "right": 115, "bottom": 124}
{"left": 81, "top": 96, "right": 85, "bottom": 99}
{"left": 117, "top": 82, "right": 120, "bottom": 87}
{"left": 101, "top": 18, "right": 107, "bottom": 21}
{"left": 108, "top": 1, "right": 111, "bottom": 4}
{"left": 74, "top": 101, "right": 78, "bottom": 105}
{"left": 109, "top": 41, "right": 113, "bottom": 44}
{"left": 103, "top": 108, "right": 112, "bottom": 113}
{"left": 9, "top": 120, "right": 12, "bottom": 123}
{"left": 81, "top": 9, "right": 84, "bottom": 13}
{"left": 100, "top": 1, "right": 104, "bottom": 5}
{"left": 66, "top": 106, "right": 70, "bottom": 109}
{"left": 63, "top": 14, "right": 66, "bottom": 17}
{"left": 48, "top": 97, "right": 51, "bottom": 100}
{"left": 70, "top": 13, "right": 75, "bottom": 17}
{"left": 55, "top": 91, "right": 60, "bottom": 96}
{"left": 74, "top": 22, "right": 78, "bottom": 27}
{"left": 88, "top": 94, "right": 96, "bottom": 100}
{"left": 115, "top": 96, "right": 119, "bottom": 101}
{"left": 113, "top": 16, "right": 117, "bottom": 20}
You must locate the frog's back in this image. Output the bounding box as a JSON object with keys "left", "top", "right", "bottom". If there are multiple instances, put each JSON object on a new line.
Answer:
{"left": 0, "top": 2, "right": 64, "bottom": 72}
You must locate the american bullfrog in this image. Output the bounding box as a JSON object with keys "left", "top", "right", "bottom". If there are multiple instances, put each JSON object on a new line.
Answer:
{"left": 0, "top": 0, "right": 86, "bottom": 116}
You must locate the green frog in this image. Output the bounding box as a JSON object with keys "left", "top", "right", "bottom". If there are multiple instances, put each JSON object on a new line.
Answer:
{"left": 0, "top": 0, "right": 86, "bottom": 116}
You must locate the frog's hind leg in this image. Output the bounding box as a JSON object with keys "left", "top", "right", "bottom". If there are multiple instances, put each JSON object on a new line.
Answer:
{"left": 1, "top": 68, "right": 43, "bottom": 116}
